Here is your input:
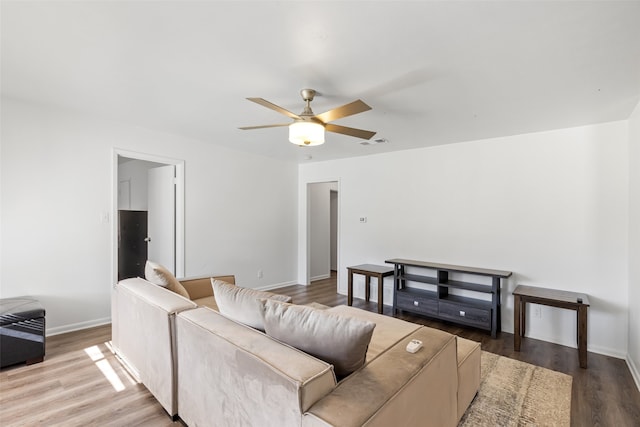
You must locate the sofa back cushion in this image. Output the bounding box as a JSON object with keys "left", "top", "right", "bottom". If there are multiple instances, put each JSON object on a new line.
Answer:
{"left": 260, "top": 300, "right": 376, "bottom": 377}
{"left": 211, "top": 279, "right": 292, "bottom": 330}
{"left": 181, "top": 275, "right": 236, "bottom": 301}
{"left": 145, "top": 260, "right": 190, "bottom": 299}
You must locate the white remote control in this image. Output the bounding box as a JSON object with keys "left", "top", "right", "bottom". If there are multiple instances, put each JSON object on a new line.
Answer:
{"left": 406, "top": 339, "right": 423, "bottom": 353}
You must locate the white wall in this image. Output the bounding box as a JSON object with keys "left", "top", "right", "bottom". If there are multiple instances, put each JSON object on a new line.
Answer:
{"left": 628, "top": 99, "right": 640, "bottom": 388}
{"left": 299, "top": 121, "right": 629, "bottom": 357}
{"left": 0, "top": 97, "right": 298, "bottom": 334}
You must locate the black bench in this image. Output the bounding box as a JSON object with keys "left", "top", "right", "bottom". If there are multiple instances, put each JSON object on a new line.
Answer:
{"left": 0, "top": 298, "right": 46, "bottom": 368}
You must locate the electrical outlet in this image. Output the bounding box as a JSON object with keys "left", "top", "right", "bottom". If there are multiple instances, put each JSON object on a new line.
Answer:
{"left": 533, "top": 306, "right": 542, "bottom": 319}
{"left": 257, "top": 269, "right": 263, "bottom": 279}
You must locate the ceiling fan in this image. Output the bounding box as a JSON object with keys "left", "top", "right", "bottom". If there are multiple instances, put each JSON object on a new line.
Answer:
{"left": 239, "top": 89, "right": 376, "bottom": 146}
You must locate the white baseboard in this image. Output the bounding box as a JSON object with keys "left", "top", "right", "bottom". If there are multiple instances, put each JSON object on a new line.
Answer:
{"left": 256, "top": 280, "right": 298, "bottom": 292}
{"left": 310, "top": 274, "right": 330, "bottom": 282}
{"left": 46, "top": 317, "right": 111, "bottom": 337}
{"left": 509, "top": 330, "right": 628, "bottom": 360}
{"left": 627, "top": 354, "right": 640, "bottom": 392}
{"left": 586, "top": 344, "right": 628, "bottom": 360}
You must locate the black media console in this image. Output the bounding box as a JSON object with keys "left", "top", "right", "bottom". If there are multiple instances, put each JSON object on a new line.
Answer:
{"left": 385, "top": 259, "right": 512, "bottom": 338}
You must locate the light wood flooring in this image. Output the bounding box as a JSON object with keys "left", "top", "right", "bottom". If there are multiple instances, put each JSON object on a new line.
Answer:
{"left": 1, "top": 274, "right": 639, "bottom": 426}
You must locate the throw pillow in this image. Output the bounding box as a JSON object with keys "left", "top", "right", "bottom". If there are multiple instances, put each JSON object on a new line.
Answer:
{"left": 211, "top": 279, "right": 292, "bottom": 330}
{"left": 144, "top": 260, "right": 191, "bottom": 299}
{"left": 260, "top": 299, "right": 376, "bottom": 377}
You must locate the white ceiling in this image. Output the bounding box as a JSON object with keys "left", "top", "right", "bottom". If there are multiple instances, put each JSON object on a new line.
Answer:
{"left": 2, "top": 1, "right": 640, "bottom": 163}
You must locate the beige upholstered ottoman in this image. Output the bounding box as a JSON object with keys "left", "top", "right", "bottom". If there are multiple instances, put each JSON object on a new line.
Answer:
{"left": 456, "top": 337, "right": 482, "bottom": 421}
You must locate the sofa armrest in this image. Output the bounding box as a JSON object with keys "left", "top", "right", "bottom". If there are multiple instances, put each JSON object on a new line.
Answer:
{"left": 113, "top": 277, "right": 197, "bottom": 417}
{"left": 176, "top": 307, "right": 336, "bottom": 427}
{"left": 179, "top": 275, "right": 236, "bottom": 300}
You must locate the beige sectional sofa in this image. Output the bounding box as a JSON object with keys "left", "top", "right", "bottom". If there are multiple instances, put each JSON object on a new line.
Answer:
{"left": 112, "top": 276, "right": 481, "bottom": 426}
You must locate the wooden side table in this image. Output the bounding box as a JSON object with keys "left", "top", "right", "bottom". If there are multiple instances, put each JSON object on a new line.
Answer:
{"left": 513, "top": 285, "right": 590, "bottom": 368}
{"left": 347, "top": 264, "right": 394, "bottom": 314}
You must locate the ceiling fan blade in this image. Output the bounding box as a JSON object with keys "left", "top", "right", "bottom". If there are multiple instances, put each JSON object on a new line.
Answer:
{"left": 238, "top": 123, "right": 290, "bottom": 130}
{"left": 315, "top": 99, "right": 372, "bottom": 123}
{"left": 325, "top": 124, "right": 376, "bottom": 140}
{"left": 247, "top": 98, "right": 300, "bottom": 119}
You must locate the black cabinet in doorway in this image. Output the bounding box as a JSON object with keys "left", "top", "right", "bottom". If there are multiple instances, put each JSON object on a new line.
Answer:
{"left": 118, "top": 210, "right": 148, "bottom": 280}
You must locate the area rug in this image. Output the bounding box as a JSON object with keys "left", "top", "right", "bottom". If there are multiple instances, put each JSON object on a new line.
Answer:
{"left": 459, "top": 351, "right": 572, "bottom": 426}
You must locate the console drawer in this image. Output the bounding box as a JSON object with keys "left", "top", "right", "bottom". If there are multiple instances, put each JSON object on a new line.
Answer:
{"left": 439, "top": 301, "right": 491, "bottom": 329}
{"left": 395, "top": 291, "right": 438, "bottom": 316}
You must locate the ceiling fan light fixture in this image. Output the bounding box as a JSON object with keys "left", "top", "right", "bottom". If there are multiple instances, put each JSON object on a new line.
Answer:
{"left": 240, "top": 88, "right": 375, "bottom": 144}
{"left": 289, "top": 120, "right": 325, "bottom": 146}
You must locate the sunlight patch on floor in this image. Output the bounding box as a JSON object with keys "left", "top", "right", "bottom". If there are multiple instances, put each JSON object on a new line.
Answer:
{"left": 83, "top": 343, "right": 133, "bottom": 391}
{"left": 84, "top": 345, "right": 103, "bottom": 362}
{"left": 95, "top": 359, "right": 125, "bottom": 392}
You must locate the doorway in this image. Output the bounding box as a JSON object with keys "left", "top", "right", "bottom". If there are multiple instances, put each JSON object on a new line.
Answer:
{"left": 112, "top": 149, "right": 185, "bottom": 285}
{"left": 308, "top": 181, "right": 339, "bottom": 285}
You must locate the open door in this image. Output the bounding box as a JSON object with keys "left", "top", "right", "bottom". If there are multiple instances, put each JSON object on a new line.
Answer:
{"left": 147, "top": 164, "right": 176, "bottom": 273}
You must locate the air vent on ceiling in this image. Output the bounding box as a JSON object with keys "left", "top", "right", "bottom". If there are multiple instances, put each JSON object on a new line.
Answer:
{"left": 360, "top": 138, "right": 389, "bottom": 146}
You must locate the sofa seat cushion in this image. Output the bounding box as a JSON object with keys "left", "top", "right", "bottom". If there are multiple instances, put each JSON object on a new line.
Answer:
{"left": 261, "top": 300, "right": 376, "bottom": 377}
{"left": 212, "top": 279, "right": 292, "bottom": 330}
{"left": 192, "top": 295, "right": 218, "bottom": 311}
{"left": 304, "top": 327, "right": 458, "bottom": 427}
{"left": 325, "top": 305, "right": 421, "bottom": 363}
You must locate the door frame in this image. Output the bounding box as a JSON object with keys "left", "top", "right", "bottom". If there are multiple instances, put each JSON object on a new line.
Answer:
{"left": 298, "top": 178, "right": 341, "bottom": 286}
{"left": 111, "top": 148, "right": 185, "bottom": 286}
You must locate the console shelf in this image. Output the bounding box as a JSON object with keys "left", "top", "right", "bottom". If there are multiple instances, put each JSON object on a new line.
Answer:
{"left": 385, "top": 259, "right": 512, "bottom": 338}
